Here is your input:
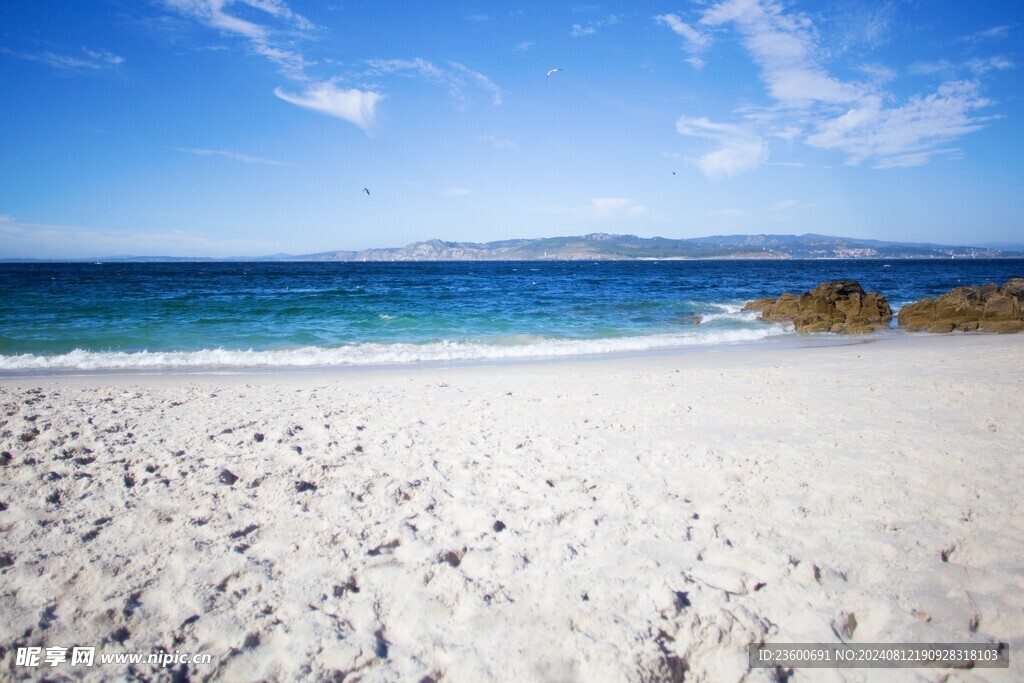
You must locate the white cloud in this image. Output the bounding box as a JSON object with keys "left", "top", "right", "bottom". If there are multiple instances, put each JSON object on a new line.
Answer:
{"left": 164, "top": 0, "right": 265, "bottom": 39}
{"left": 82, "top": 49, "right": 125, "bottom": 66}
{"left": 872, "top": 150, "right": 960, "bottom": 169}
{"left": 698, "top": 140, "right": 771, "bottom": 179}
{"left": 274, "top": 82, "right": 383, "bottom": 130}
{"left": 805, "top": 81, "right": 989, "bottom": 168}
{"left": 571, "top": 15, "right": 622, "bottom": 37}
{"left": 166, "top": 0, "right": 316, "bottom": 78}
{"left": 956, "top": 25, "right": 1012, "bottom": 45}
{"left": 699, "top": 0, "right": 863, "bottom": 105}
{"left": 909, "top": 60, "right": 954, "bottom": 77}
{"left": 966, "top": 56, "right": 1015, "bottom": 75}
{"left": 366, "top": 58, "right": 502, "bottom": 106}
{"left": 771, "top": 126, "right": 802, "bottom": 141}
{"left": 368, "top": 57, "right": 444, "bottom": 79}
{"left": 239, "top": 0, "right": 315, "bottom": 30}
{"left": 516, "top": 41, "right": 535, "bottom": 52}
{"left": 161, "top": 1, "right": 504, "bottom": 129}
{"left": 174, "top": 147, "right": 294, "bottom": 165}
{"left": 684, "top": 0, "right": 1000, "bottom": 170}
{"left": 675, "top": 116, "right": 770, "bottom": 179}
{"left": 0, "top": 46, "right": 124, "bottom": 72}
{"left": 479, "top": 135, "right": 516, "bottom": 150}
{"left": 449, "top": 62, "right": 503, "bottom": 106}
{"left": 590, "top": 198, "right": 647, "bottom": 217}
{"left": 858, "top": 63, "right": 897, "bottom": 84}
{"left": 655, "top": 13, "right": 712, "bottom": 70}
{"left": 162, "top": 1, "right": 328, "bottom": 94}
{"left": 825, "top": 1, "right": 895, "bottom": 56}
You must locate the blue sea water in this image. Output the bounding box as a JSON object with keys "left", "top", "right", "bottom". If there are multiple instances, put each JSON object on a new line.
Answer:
{"left": 1, "top": 259, "right": 1021, "bottom": 372}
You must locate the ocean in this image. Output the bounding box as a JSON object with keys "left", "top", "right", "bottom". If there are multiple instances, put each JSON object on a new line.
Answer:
{"left": 1, "top": 259, "right": 1021, "bottom": 373}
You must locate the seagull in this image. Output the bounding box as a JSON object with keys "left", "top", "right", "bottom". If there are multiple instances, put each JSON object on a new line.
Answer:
{"left": 546, "top": 67, "right": 561, "bottom": 77}
{"left": 362, "top": 187, "right": 370, "bottom": 196}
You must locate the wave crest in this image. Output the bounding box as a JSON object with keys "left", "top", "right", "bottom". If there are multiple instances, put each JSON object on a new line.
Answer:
{"left": 0, "top": 327, "right": 792, "bottom": 372}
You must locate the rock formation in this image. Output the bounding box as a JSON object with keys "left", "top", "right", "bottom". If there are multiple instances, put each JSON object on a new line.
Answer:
{"left": 742, "top": 280, "right": 892, "bottom": 334}
{"left": 896, "top": 278, "right": 1024, "bottom": 333}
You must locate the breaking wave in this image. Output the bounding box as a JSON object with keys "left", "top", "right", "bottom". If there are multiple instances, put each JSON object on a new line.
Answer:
{"left": 0, "top": 325, "right": 792, "bottom": 372}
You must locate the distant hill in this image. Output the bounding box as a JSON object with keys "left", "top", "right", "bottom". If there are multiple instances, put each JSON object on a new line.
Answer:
{"left": 4, "top": 233, "right": 1023, "bottom": 263}
{"left": 281, "top": 233, "right": 1024, "bottom": 261}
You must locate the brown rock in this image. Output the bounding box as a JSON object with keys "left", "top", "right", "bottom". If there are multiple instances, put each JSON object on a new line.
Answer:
{"left": 1002, "top": 278, "right": 1024, "bottom": 299}
{"left": 897, "top": 279, "right": 1024, "bottom": 333}
{"left": 979, "top": 320, "right": 1024, "bottom": 334}
{"left": 743, "top": 280, "right": 892, "bottom": 334}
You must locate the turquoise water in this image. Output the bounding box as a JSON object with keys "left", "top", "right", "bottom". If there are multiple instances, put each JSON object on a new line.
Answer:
{"left": 1, "top": 260, "right": 1021, "bottom": 371}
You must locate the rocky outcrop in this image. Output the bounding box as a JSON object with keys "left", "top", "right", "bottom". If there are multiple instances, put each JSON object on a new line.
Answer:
{"left": 742, "top": 280, "right": 892, "bottom": 334}
{"left": 896, "top": 279, "right": 1024, "bottom": 333}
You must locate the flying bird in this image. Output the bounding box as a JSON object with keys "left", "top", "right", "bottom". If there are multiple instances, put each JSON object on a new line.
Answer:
{"left": 546, "top": 67, "right": 561, "bottom": 77}
{"left": 362, "top": 187, "right": 370, "bottom": 196}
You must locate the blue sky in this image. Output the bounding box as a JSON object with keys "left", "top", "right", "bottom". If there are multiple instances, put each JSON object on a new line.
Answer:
{"left": 1, "top": 0, "right": 1021, "bottom": 258}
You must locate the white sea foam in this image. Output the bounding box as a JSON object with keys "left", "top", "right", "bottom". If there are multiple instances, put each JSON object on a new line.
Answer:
{"left": 698, "top": 303, "right": 760, "bottom": 324}
{"left": 0, "top": 326, "right": 793, "bottom": 372}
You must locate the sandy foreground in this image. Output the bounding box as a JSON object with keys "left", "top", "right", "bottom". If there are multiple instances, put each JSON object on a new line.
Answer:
{"left": 0, "top": 334, "right": 1022, "bottom": 682}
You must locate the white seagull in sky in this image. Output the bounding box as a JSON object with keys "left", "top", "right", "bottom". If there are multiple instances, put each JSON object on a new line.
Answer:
{"left": 546, "top": 67, "right": 561, "bottom": 77}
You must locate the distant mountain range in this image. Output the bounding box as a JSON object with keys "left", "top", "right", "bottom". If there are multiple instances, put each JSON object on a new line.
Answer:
{"left": 5, "top": 233, "right": 1024, "bottom": 262}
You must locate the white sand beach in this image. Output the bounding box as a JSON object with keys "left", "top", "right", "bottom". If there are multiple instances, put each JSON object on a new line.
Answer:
{"left": 1, "top": 334, "right": 1021, "bottom": 682}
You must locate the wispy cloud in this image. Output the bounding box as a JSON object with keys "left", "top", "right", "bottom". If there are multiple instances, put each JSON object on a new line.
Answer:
{"left": 699, "top": 0, "right": 863, "bottom": 106}
{"left": 676, "top": 0, "right": 1003, "bottom": 172}
{"left": 955, "top": 25, "right": 1012, "bottom": 45}
{"left": 163, "top": 0, "right": 313, "bottom": 38}
{"left": 161, "top": 0, "right": 312, "bottom": 77}
{"left": 0, "top": 46, "right": 124, "bottom": 73}
{"left": 515, "top": 41, "right": 535, "bottom": 52}
{"left": 675, "top": 116, "right": 770, "bottom": 179}
{"left": 571, "top": 15, "right": 622, "bottom": 37}
{"left": 274, "top": 82, "right": 383, "bottom": 130}
{"left": 911, "top": 55, "right": 1014, "bottom": 79}
{"left": 654, "top": 13, "right": 712, "bottom": 70}
{"left": 966, "top": 56, "right": 1015, "bottom": 75}
{"left": 824, "top": 1, "right": 896, "bottom": 56}
{"left": 857, "top": 63, "right": 897, "bottom": 84}
{"left": 162, "top": 0, "right": 385, "bottom": 129}
{"left": 174, "top": 147, "right": 295, "bottom": 166}
{"left": 479, "top": 135, "right": 517, "bottom": 150}
{"left": 590, "top": 197, "right": 647, "bottom": 218}
{"left": 366, "top": 58, "right": 503, "bottom": 106}
{"left": 449, "top": 62, "right": 503, "bottom": 106}
{"left": 805, "top": 81, "right": 990, "bottom": 168}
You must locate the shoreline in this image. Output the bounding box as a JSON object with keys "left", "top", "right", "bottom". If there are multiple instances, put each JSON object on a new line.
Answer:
{"left": 1, "top": 334, "right": 1021, "bottom": 681}
{"left": 0, "top": 328, "right": 937, "bottom": 382}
